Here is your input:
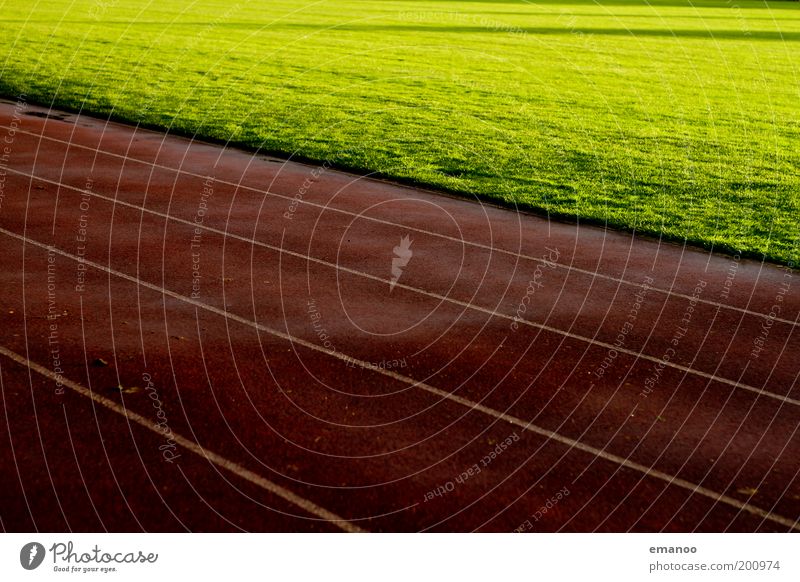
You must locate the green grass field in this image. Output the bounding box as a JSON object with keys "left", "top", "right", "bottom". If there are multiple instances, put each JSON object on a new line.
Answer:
{"left": 1, "top": 0, "right": 798, "bottom": 263}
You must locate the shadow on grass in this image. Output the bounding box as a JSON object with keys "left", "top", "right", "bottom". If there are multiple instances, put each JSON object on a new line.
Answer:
{"left": 396, "top": 0, "right": 798, "bottom": 6}
{"left": 283, "top": 23, "right": 800, "bottom": 42}
{"left": 1, "top": 20, "right": 797, "bottom": 43}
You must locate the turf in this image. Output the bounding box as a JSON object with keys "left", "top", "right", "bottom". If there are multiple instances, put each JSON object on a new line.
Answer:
{"left": 1, "top": 0, "right": 798, "bottom": 263}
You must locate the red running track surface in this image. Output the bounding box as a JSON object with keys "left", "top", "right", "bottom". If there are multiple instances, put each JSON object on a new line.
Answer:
{"left": 0, "top": 99, "right": 798, "bottom": 532}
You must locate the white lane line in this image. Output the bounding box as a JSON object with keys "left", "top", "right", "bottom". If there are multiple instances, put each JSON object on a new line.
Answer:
{"left": 1, "top": 183, "right": 796, "bottom": 408}
{"left": 4, "top": 122, "right": 797, "bottom": 328}
{"left": 0, "top": 344, "right": 364, "bottom": 533}
{"left": 5, "top": 231, "right": 799, "bottom": 531}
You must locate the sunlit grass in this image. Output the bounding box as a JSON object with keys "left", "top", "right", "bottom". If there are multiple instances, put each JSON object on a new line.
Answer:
{"left": 1, "top": 0, "right": 798, "bottom": 262}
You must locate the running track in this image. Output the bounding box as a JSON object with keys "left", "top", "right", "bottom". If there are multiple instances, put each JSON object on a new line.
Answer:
{"left": 0, "top": 99, "right": 798, "bottom": 532}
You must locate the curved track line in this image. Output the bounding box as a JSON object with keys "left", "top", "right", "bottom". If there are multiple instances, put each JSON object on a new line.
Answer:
{"left": 0, "top": 345, "right": 364, "bottom": 533}
{"left": 3, "top": 120, "right": 797, "bottom": 329}
{"left": 1, "top": 183, "right": 796, "bottom": 407}
{"left": 3, "top": 229, "right": 797, "bottom": 531}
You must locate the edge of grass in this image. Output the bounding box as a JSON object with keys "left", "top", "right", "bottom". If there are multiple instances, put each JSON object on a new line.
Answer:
{"left": 2, "top": 89, "right": 789, "bottom": 269}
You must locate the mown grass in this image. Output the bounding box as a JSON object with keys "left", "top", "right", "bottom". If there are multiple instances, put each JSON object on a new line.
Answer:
{"left": 1, "top": 0, "right": 798, "bottom": 263}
